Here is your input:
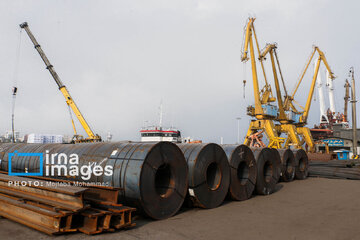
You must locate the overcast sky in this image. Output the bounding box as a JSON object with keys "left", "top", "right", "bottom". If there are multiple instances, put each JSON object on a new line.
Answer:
{"left": 0, "top": 0, "right": 359, "bottom": 143}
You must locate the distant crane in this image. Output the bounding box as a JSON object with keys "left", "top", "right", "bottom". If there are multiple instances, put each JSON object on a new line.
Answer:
{"left": 20, "top": 22, "right": 102, "bottom": 143}
{"left": 283, "top": 46, "right": 335, "bottom": 152}
{"left": 344, "top": 79, "right": 350, "bottom": 122}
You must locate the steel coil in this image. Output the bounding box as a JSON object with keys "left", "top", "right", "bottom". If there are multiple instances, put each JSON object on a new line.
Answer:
{"left": 221, "top": 144, "right": 257, "bottom": 201}
{"left": 0, "top": 142, "right": 188, "bottom": 220}
{"left": 251, "top": 147, "right": 279, "bottom": 195}
{"left": 277, "top": 149, "right": 296, "bottom": 182}
{"left": 293, "top": 149, "right": 309, "bottom": 180}
{"left": 270, "top": 148, "right": 282, "bottom": 183}
{"left": 177, "top": 143, "right": 230, "bottom": 208}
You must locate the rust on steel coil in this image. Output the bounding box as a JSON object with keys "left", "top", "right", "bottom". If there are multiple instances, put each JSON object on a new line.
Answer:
{"left": 177, "top": 143, "right": 230, "bottom": 208}
{"left": 293, "top": 149, "right": 309, "bottom": 180}
{"left": 251, "top": 147, "right": 279, "bottom": 195}
{"left": 221, "top": 144, "right": 257, "bottom": 201}
{"left": 0, "top": 142, "right": 188, "bottom": 220}
{"left": 276, "top": 149, "right": 296, "bottom": 182}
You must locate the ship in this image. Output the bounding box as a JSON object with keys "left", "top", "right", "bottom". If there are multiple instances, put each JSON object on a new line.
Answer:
{"left": 140, "top": 126, "right": 182, "bottom": 143}
{"left": 140, "top": 101, "right": 182, "bottom": 143}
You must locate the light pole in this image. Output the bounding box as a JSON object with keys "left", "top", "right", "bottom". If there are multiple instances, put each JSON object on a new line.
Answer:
{"left": 236, "top": 117, "right": 241, "bottom": 144}
{"left": 350, "top": 67, "right": 358, "bottom": 157}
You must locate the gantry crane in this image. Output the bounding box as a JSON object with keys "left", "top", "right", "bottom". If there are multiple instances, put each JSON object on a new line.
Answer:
{"left": 241, "top": 18, "right": 285, "bottom": 148}
{"left": 283, "top": 46, "right": 335, "bottom": 152}
{"left": 20, "top": 22, "right": 102, "bottom": 143}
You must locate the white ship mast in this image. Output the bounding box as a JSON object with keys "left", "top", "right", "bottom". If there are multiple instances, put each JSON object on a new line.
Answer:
{"left": 140, "top": 100, "right": 181, "bottom": 143}
{"left": 315, "top": 61, "right": 328, "bottom": 124}
{"left": 159, "top": 100, "right": 163, "bottom": 129}
{"left": 326, "top": 69, "right": 336, "bottom": 113}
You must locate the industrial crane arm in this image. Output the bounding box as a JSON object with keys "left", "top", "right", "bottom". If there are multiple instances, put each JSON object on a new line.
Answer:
{"left": 317, "top": 47, "right": 335, "bottom": 79}
{"left": 241, "top": 18, "right": 254, "bottom": 62}
{"left": 241, "top": 18, "right": 263, "bottom": 116}
{"left": 286, "top": 46, "right": 335, "bottom": 124}
{"left": 291, "top": 46, "right": 335, "bottom": 99}
{"left": 301, "top": 47, "right": 335, "bottom": 124}
{"left": 259, "top": 43, "right": 287, "bottom": 121}
{"left": 20, "top": 22, "right": 101, "bottom": 142}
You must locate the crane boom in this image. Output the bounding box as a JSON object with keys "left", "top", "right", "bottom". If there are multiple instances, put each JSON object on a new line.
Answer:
{"left": 300, "top": 47, "right": 335, "bottom": 124}
{"left": 241, "top": 18, "right": 263, "bottom": 117}
{"left": 20, "top": 22, "right": 101, "bottom": 143}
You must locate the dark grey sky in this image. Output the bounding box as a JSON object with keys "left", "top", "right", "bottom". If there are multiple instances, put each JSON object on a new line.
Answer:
{"left": 0, "top": 0, "right": 359, "bottom": 143}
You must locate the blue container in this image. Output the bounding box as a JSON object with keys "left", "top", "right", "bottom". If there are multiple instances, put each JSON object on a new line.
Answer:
{"left": 285, "top": 111, "right": 302, "bottom": 123}
{"left": 261, "top": 104, "right": 278, "bottom": 118}
{"left": 334, "top": 149, "right": 350, "bottom": 160}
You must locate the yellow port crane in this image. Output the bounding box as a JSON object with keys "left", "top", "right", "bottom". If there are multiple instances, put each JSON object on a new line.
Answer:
{"left": 20, "top": 22, "right": 102, "bottom": 143}
{"left": 283, "top": 46, "right": 335, "bottom": 152}
{"left": 258, "top": 43, "right": 302, "bottom": 149}
{"left": 241, "top": 18, "right": 285, "bottom": 148}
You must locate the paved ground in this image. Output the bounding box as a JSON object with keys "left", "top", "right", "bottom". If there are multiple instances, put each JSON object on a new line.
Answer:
{"left": 1, "top": 177, "right": 360, "bottom": 240}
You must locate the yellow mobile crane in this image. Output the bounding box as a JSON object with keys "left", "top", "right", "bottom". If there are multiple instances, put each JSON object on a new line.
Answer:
{"left": 283, "top": 46, "right": 335, "bottom": 152}
{"left": 241, "top": 18, "right": 285, "bottom": 148}
{"left": 258, "top": 43, "right": 302, "bottom": 149}
{"left": 20, "top": 22, "right": 102, "bottom": 143}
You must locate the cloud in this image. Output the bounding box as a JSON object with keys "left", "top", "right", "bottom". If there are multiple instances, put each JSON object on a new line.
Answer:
{"left": 0, "top": 0, "right": 359, "bottom": 144}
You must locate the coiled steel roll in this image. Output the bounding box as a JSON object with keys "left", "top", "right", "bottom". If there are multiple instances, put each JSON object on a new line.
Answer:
{"left": 251, "top": 147, "right": 279, "bottom": 195}
{"left": 177, "top": 143, "right": 230, "bottom": 209}
{"left": 277, "top": 149, "right": 296, "bottom": 182}
{"left": 270, "top": 148, "right": 282, "bottom": 183}
{"left": 293, "top": 149, "right": 309, "bottom": 180}
{"left": 222, "top": 144, "right": 257, "bottom": 201}
{"left": 0, "top": 142, "right": 188, "bottom": 220}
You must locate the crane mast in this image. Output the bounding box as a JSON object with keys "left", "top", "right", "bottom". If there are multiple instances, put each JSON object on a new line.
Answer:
{"left": 20, "top": 22, "right": 101, "bottom": 143}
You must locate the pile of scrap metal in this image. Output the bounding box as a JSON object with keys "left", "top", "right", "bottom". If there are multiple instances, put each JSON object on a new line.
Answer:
{"left": 309, "top": 160, "right": 360, "bottom": 180}
{"left": 0, "top": 173, "right": 135, "bottom": 235}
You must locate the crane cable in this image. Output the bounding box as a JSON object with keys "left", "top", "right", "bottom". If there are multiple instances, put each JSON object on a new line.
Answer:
{"left": 240, "top": 21, "right": 247, "bottom": 99}
{"left": 243, "top": 62, "right": 247, "bottom": 98}
{"left": 11, "top": 29, "right": 23, "bottom": 143}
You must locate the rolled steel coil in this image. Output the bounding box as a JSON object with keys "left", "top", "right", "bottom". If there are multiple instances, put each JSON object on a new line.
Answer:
{"left": 293, "top": 149, "right": 309, "bottom": 180}
{"left": 177, "top": 143, "right": 230, "bottom": 208}
{"left": 276, "top": 149, "right": 296, "bottom": 182}
{"left": 251, "top": 147, "right": 279, "bottom": 195}
{"left": 221, "top": 144, "right": 257, "bottom": 201}
{"left": 0, "top": 142, "right": 188, "bottom": 220}
{"left": 269, "top": 148, "right": 282, "bottom": 183}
